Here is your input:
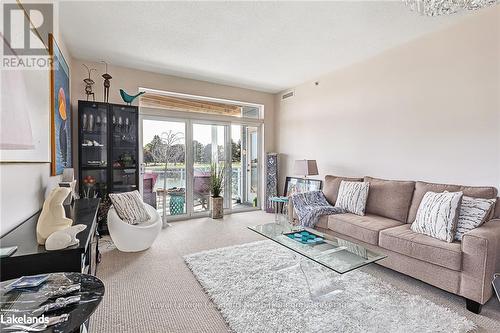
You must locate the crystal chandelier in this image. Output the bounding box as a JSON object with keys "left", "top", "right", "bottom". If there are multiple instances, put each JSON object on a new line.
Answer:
{"left": 404, "top": 0, "right": 499, "bottom": 16}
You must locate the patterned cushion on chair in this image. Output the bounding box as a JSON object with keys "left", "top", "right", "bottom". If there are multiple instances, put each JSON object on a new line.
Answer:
{"left": 109, "top": 190, "right": 151, "bottom": 225}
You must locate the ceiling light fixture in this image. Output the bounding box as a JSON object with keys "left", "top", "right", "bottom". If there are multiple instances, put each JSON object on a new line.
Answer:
{"left": 403, "top": 0, "right": 498, "bottom": 16}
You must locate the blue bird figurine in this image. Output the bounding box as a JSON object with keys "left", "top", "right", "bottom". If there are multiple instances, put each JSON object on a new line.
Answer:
{"left": 119, "top": 89, "right": 146, "bottom": 105}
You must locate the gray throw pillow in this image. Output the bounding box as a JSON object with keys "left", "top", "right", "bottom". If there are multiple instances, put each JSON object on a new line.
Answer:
{"left": 411, "top": 191, "right": 463, "bottom": 242}
{"left": 109, "top": 190, "right": 151, "bottom": 225}
{"left": 455, "top": 196, "right": 496, "bottom": 241}
{"left": 335, "top": 181, "right": 370, "bottom": 216}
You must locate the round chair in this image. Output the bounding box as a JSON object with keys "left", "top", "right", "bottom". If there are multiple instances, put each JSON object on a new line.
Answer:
{"left": 107, "top": 204, "right": 162, "bottom": 252}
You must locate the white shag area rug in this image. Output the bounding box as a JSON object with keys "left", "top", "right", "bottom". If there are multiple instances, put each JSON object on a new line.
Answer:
{"left": 184, "top": 240, "right": 477, "bottom": 333}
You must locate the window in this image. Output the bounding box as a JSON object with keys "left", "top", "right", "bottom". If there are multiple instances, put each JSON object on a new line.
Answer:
{"left": 139, "top": 90, "right": 263, "bottom": 218}
{"left": 140, "top": 90, "right": 262, "bottom": 119}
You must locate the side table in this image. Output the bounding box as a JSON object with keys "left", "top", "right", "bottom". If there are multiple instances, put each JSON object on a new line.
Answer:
{"left": 0, "top": 272, "right": 104, "bottom": 333}
{"left": 268, "top": 196, "right": 289, "bottom": 224}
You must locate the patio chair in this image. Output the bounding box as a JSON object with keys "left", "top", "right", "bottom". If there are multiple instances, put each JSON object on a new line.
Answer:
{"left": 193, "top": 173, "right": 211, "bottom": 209}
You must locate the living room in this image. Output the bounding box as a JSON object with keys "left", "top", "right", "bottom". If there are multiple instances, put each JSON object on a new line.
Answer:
{"left": 0, "top": 1, "right": 499, "bottom": 332}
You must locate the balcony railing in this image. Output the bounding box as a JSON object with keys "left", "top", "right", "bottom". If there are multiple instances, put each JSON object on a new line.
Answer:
{"left": 142, "top": 165, "right": 244, "bottom": 216}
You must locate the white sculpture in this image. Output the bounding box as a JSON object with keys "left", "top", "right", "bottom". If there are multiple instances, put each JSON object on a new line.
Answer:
{"left": 45, "top": 224, "right": 87, "bottom": 250}
{"left": 36, "top": 187, "right": 73, "bottom": 245}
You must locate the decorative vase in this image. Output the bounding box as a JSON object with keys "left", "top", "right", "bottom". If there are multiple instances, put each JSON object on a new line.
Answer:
{"left": 210, "top": 196, "right": 223, "bottom": 219}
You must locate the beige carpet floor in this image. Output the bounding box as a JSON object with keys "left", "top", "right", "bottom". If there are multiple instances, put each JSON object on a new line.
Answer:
{"left": 90, "top": 211, "right": 500, "bottom": 333}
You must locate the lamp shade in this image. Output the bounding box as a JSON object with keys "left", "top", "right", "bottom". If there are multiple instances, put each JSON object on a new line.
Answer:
{"left": 293, "top": 160, "right": 318, "bottom": 177}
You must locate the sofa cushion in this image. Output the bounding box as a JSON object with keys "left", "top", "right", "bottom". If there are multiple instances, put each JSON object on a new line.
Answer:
{"left": 379, "top": 224, "right": 462, "bottom": 271}
{"left": 364, "top": 176, "right": 415, "bottom": 223}
{"left": 327, "top": 213, "right": 403, "bottom": 245}
{"left": 315, "top": 215, "right": 329, "bottom": 229}
{"left": 323, "top": 175, "right": 363, "bottom": 205}
{"left": 411, "top": 191, "right": 463, "bottom": 243}
{"left": 407, "top": 181, "right": 497, "bottom": 223}
{"left": 335, "top": 181, "right": 370, "bottom": 216}
{"left": 455, "top": 196, "right": 496, "bottom": 241}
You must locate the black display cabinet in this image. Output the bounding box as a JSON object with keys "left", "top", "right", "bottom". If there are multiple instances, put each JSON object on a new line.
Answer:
{"left": 78, "top": 101, "right": 139, "bottom": 233}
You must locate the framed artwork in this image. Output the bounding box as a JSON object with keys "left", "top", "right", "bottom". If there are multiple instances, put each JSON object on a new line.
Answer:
{"left": 284, "top": 177, "right": 322, "bottom": 197}
{"left": 0, "top": 34, "right": 50, "bottom": 163}
{"left": 49, "top": 34, "right": 72, "bottom": 175}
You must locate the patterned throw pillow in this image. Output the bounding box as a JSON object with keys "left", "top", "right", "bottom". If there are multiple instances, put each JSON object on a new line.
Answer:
{"left": 411, "top": 191, "right": 463, "bottom": 242}
{"left": 335, "top": 181, "right": 370, "bottom": 216}
{"left": 455, "top": 196, "right": 496, "bottom": 241}
{"left": 109, "top": 190, "right": 151, "bottom": 225}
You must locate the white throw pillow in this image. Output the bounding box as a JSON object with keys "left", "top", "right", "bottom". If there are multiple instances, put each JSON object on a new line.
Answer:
{"left": 454, "top": 196, "right": 496, "bottom": 241}
{"left": 411, "top": 191, "right": 463, "bottom": 242}
{"left": 109, "top": 190, "right": 151, "bottom": 225}
{"left": 335, "top": 181, "right": 370, "bottom": 216}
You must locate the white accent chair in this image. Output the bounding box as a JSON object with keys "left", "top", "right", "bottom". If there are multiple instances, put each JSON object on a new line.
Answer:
{"left": 107, "top": 204, "right": 161, "bottom": 252}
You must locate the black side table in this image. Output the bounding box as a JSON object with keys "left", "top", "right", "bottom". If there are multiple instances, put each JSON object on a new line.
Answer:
{"left": 0, "top": 273, "right": 104, "bottom": 333}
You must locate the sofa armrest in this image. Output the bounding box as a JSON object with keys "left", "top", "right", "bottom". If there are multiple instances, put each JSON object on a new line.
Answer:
{"left": 460, "top": 219, "right": 500, "bottom": 303}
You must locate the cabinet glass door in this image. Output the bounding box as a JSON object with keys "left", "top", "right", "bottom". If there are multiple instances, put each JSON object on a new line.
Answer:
{"left": 111, "top": 105, "right": 138, "bottom": 193}
{"left": 80, "top": 103, "right": 108, "bottom": 198}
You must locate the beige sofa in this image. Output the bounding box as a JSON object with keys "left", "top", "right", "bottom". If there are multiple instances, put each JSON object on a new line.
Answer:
{"left": 289, "top": 175, "right": 500, "bottom": 314}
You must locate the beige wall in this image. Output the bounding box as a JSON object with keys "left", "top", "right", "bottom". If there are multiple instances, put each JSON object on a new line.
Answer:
{"left": 0, "top": 2, "right": 72, "bottom": 236}
{"left": 276, "top": 7, "right": 500, "bottom": 191}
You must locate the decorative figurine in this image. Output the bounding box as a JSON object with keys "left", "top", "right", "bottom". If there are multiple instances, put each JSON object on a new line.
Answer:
{"left": 45, "top": 224, "right": 87, "bottom": 250}
{"left": 119, "top": 89, "right": 145, "bottom": 105}
{"left": 36, "top": 187, "right": 73, "bottom": 245}
{"left": 101, "top": 61, "right": 112, "bottom": 103}
{"left": 82, "top": 64, "right": 96, "bottom": 101}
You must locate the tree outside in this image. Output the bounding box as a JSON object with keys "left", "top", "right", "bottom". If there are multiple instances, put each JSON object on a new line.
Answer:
{"left": 145, "top": 130, "right": 184, "bottom": 225}
{"left": 143, "top": 135, "right": 243, "bottom": 213}
{"left": 144, "top": 137, "right": 242, "bottom": 168}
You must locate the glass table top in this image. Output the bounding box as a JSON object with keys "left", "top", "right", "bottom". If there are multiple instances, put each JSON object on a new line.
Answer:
{"left": 248, "top": 223, "right": 386, "bottom": 274}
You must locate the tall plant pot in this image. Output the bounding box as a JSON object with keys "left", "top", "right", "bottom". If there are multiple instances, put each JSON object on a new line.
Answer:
{"left": 210, "top": 196, "right": 223, "bottom": 219}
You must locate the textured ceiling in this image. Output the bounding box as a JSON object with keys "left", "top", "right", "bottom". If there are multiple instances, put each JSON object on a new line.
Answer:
{"left": 60, "top": 1, "right": 470, "bottom": 93}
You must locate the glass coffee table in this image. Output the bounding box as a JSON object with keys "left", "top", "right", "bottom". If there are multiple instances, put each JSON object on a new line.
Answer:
{"left": 248, "top": 222, "right": 386, "bottom": 299}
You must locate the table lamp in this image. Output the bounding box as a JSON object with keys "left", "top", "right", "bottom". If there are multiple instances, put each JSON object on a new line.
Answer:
{"left": 293, "top": 159, "right": 318, "bottom": 178}
{"left": 294, "top": 160, "right": 318, "bottom": 193}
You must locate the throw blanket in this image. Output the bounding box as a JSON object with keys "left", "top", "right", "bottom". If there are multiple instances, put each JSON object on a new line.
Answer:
{"left": 291, "top": 191, "right": 344, "bottom": 228}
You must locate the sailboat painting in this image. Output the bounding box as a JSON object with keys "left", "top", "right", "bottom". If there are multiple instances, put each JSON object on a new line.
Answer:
{"left": 50, "top": 34, "right": 72, "bottom": 175}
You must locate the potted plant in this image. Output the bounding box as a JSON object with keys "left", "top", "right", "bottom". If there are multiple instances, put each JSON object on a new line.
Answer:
{"left": 209, "top": 163, "right": 225, "bottom": 219}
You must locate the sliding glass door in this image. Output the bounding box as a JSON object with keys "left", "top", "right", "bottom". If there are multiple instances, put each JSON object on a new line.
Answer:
{"left": 192, "top": 123, "right": 227, "bottom": 213}
{"left": 231, "top": 125, "right": 260, "bottom": 209}
{"left": 141, "top": 116, "right": 260, "bottom": 219}
{"left": 141, "top": 118, "right": 187, "bottom": 218}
